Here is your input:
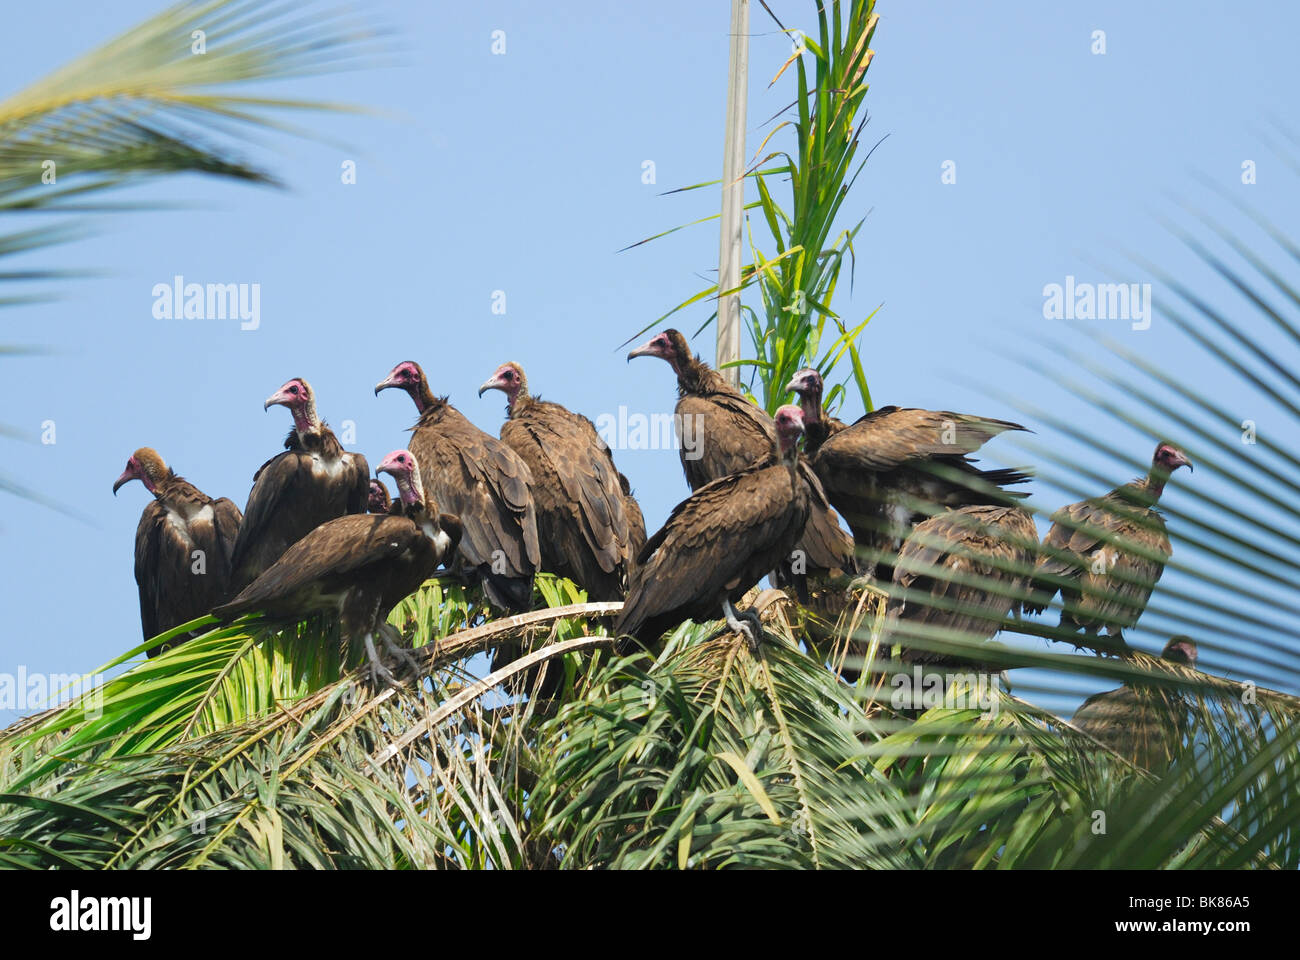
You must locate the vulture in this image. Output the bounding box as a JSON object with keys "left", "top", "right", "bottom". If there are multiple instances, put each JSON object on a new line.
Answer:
{"left": 228, "top": 378, "right": 370, "bottom": 592}
{"left": 884, "top": 504, "right": 1039, "bottom": 667}
{"left": 113, "top": 448, "right": 242, "bottom": 656}
{"left": 1072, "top": 637, "right": 1198, "bottom": 773}
{"left": 376, "top": 360, "right": 540, "bottom": 612}
{"left": 628, "top": 330, "right": 856, "bottom": 588}
{"left": 619, "top": 471, "right": 648, "bottom": 560}
{"left": 785, "top": 367, "right": 848, "bottom": 455}
{"left": 368, "top": 478, "right": 394, "bottom": 515}
{"left": 479, "top": 361, "right": 641, "bottom": 600}
{"left": 785, "top": 367, "right": 1031, "bottom": 581}
{"left": 1025, "top": 441, "right": 1192, "bottom": 650}
{"left": 214, "top": 450, "right": 460, "bottom": 685}
{"left": 615, "top": 405, "right": 816, "bottom": 648}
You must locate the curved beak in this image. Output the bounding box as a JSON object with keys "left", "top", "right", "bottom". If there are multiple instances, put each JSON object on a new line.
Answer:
{"left": 264, "top": 386, "right": 293, "bottom": 411}
{"left": 626, "top": 338, "right": 659, "bottom": 362}
{"left": 478, "top": 375, "right": 504, "bottom": 398}
{"left": 783, "top": 377, "right": 801, "bottom": 395}
{"left": 112, "top": 467, "right": 135, "bottom": 495}
{"left": 374, "top": 371, "right": 401, "bottom": 396}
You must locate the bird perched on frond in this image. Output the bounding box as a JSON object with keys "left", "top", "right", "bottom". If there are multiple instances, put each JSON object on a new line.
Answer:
{"left": 1026, "top": 441, "right": 1192, "bottom": 653}
{"left": 114, "top": 447, "right": 241, "bottom": 656}
{"left": 214, "top": 450, "right": 460, "bottom": 686}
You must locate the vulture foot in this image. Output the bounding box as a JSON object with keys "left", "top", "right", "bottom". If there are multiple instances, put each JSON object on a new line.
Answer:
{"left": 723, "top": 599, "right": 765, "bottom": 654}
{"left": 380, "top": 623, "right": 423, "bottom": 680}
{"left": 363, "top": 633, "right": 401, "bottom": 688}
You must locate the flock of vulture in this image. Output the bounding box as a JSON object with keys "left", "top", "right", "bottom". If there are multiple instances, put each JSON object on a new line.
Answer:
{"left": 113, "top": 328, "right": 1193, "bottom": 691}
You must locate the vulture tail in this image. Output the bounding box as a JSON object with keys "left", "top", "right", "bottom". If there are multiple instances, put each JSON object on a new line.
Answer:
{"left": 481, "top": 570, "right": 535, "bottom": 612}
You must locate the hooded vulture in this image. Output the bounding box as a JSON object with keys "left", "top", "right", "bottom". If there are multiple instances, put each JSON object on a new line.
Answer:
{"left": 479, "top": 361, "right": 641, "bottom": 600}
{"left": 368, "top": 478, "right": 394, "bottom": 515}
{"left": 113, "top": 448, "right": 242, "bottom": 656}
{"left": 214, "top": 450, "right": 460, "bottom": 685}
{"left": 228, "top": 378, "right": 370, "bottom": 592}
{"left": 619, "top": 471, "right": 648, "bottom": 560}
{"left": 1072, "top": 636, "right": 1198, "bottom": 773}
{"left": 615, "top": 405, "right": 816, "bottom": 648}
{"left": 884, "top": 504, "right": 1039, "bottom": 667}
{"left": 785, "top": 367, "right": 1031, "bottom": 581}
{"left": 376, "top": 360, "right": 540, "bottom": 612}
{"left": 1025, "top": 441, "right": 1192, "bottom": 650}
{"left": 628, "top": 330, "right": 856, "bottom": 589}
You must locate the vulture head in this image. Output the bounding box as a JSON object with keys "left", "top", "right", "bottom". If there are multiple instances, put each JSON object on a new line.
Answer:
{"left": 368, "top": 478, "right": 393, "bottom": 514}
{"left": 627, "top": 329, "right": 690, "bottom": 373}
{"left": 1152, "top": 441, "right": 1193, "bottom": 475}
{"left": 264, "top": 377, "right": 320, "bottom": 435}
{"left": 375, "top": 361, "right": 432, "bottom": 413}
{"left": 113, "top": 447, "right": 169, "bottom": 496}
{"left": 1162, "top": 636, "right": 1198, "bottom": 667}
{"left": 377, "top": 449, "right": 427, "bottom": 508}
{"left": 773, "top": 404, "right": 806, "bottom": 461}
{"left": 478, "top": 361, "right": 528, "bottom": 411}
{"left": 784, "top": 367, "right": 825, "bottom": 421}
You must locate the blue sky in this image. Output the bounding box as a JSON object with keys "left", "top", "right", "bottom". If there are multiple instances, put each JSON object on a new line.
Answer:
{"left": 2, "top": 1, "right": 1298, "bottom": 723}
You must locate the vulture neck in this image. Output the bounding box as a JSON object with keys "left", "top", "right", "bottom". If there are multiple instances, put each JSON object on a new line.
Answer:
{"left": 289, "top": 399, "right": 321, "bottom": 440}
{"left": 408, "top": 379, "right": 438, "bottom": 414}
{"left": 146, "top": 469, "right": 179, "bottom": 499}
{"left": 1141, "top": 467, "right": 1173, "bottom": 501}
{"left": 506, "top": 387, "right": 534, "bottom": 419}
{"left": 676, "top": 356, "right": 732, "bottom": 399}
{"left": 797, "top": 394, "right": 829, "bottom": 452}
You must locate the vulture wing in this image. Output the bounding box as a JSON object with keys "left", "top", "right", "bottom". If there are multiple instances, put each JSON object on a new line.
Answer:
{"left": 617, "top": 459, "right": 809, "bottom": 643}
{"left": 215, "top": 513, "right": 435, "bottom": 622}
{"left": 676, "top": 392, "right": 774, "bottom": 490}
{"left": 1073, "top": 675, "right": 1189, "bottom": 772}
{"left": 1030, "top": 491, "right": 1171, "bottom": 631}
{"left": 502, "top": 402, "right": 632, "bottom": 597}
{"left": 620, "top": 472, "right": 647, "bottom": 560}
{"left": 134, "top": 484, "right": 244, "bottom": 653}
{"left": 410, "top": 404, "right": 539, "bottom": 609}
{"left": 817, "top": 406, "right": 1025, "bottom": 473}
{"left": 886, "top": 505, "right": 1038, "bottom": 665}
{"left": 229, "top": 440, "right": 370, "bottom": 591}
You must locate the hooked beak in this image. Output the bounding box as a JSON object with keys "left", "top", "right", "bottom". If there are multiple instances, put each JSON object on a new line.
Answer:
{"left": 112, "top": 466, "right": 135, "bottom": 495}
{"left": 374, "top": 371, "right": 402, "bottom": 396}
{"left": 478, "top": 375, "right": 505, "bottom": 398}
{"left": 626, "top": 339, "right": 660, "bottom": 362}
{"left": 264, "top": 387, "right": 294, "bottom": 411}
{"left": 783, "top": 376, "right": 803, "bottom": 395}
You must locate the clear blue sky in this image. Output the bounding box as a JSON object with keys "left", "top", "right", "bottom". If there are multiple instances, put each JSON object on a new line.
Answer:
{"left": 3, "top": 1, "right": 1297, "bottom": 724}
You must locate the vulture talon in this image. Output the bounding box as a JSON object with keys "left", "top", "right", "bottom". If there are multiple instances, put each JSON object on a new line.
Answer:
{"left": 723, "top": 599, "right": 764, "bottom": 653}
{"left": 364, "top": 633, "right": 400, "bottom": 688}
{"left": 380, "top": 624, "right": 422, "bottom": 680}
